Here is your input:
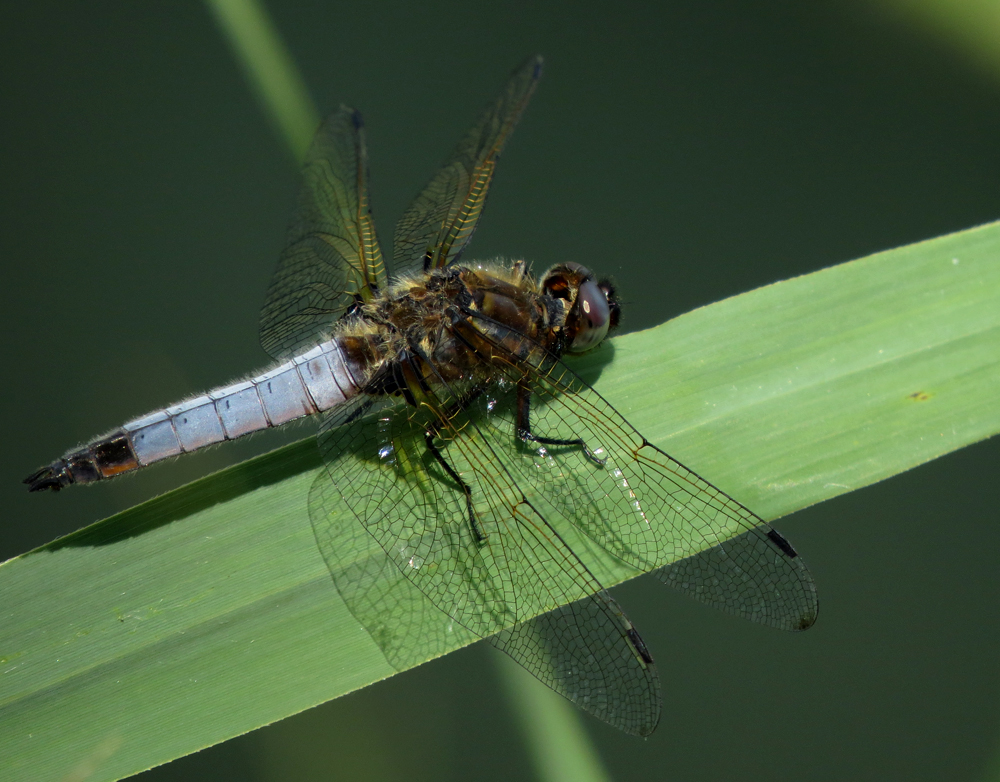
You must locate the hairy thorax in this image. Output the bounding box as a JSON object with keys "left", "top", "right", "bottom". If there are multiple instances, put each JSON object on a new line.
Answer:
{"left": 336, "top": 262, "right": 567, "bottom": 393}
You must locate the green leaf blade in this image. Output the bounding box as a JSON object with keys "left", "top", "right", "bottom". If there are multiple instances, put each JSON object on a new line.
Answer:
{"left": 2, "top": 221, "right": 999, "bottom": 781}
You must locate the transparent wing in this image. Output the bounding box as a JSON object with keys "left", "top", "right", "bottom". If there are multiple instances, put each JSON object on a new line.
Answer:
{"left": 260, "top": 107, "right": 387, "bottom": 359}
{"left": 392, "top": 55, "right": 542, "bottom": 277}
{"left": 309, "top": 396, "right": 482, "bottom": 670}
{"left": 308, "top": 360, "right": 660, "bottom": 736}
{"left": 489, "top": 596, "right": 661, "bottom": 737}
{"left": 455, "top": 313, "right": 819, "bottom": 632}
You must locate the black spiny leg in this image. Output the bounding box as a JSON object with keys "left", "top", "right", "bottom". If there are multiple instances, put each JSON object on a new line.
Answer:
{"left": 424, "top": 425, "right": 486, "bottom": 545}
{"left": 516, "top": 382, "right": 606, "bottom": 466}
{"left": 403, "top": 345, "right": 488, "bottom": 544}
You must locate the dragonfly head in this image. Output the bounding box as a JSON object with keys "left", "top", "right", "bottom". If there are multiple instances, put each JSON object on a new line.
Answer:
{"left": 541, "top": 262, "right": 621, "bottom": 353}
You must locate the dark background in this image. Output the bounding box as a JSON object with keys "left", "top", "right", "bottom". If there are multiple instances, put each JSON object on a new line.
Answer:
{"left": 2, "top": 2, "right": 998, "bottom": 780}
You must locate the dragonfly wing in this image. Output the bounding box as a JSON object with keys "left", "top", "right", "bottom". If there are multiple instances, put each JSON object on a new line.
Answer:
{"left": 490, "top": 592, "right": 661, "bottom": 736}
{"left": 653, "top": 527, "right": 818, "bottom": 630}
{"left": 309, "top": 396, "right": 480, "bottom": 669}
{"left": 392, "top": 56, "right": 542, "bottom": 277}
{"left": 308, "top": 362, "right": 660, "bottom": 736}
{"left": 458, "top": 312, "right": 819, "bottom": 632}
{"left": 260, "top": 107, "right": 388, "bottom": 360}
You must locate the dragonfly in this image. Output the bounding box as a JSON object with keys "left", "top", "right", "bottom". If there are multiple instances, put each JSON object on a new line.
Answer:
{"left": 25, "top": 56, "right": 817, "bottom": 736}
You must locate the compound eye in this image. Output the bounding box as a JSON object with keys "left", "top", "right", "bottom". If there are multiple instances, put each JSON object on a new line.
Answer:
{"left": 569, "top": 279, "right": 611, "bottom": 353}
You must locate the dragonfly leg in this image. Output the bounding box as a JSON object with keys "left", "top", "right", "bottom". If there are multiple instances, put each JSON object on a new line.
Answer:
{"left": 424, "top": 427, "right": 486, "bottom": 544}
{"left": 515, "top": 382, "right": 606, "bottom": 466}
{"left": 402, "top": 346, "right": 489, "bottom": 543}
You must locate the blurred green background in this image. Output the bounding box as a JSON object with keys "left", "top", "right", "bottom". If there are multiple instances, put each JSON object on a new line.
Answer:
{"left": 2, "top": 1, "right": 999, "bottom": 780}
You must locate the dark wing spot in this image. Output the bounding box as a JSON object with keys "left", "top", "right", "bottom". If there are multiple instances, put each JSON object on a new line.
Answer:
{"left": 626, "top": 628, "right": 655, "bottom": 665}
{"left": 766, "top": 528, "right": 798, "bottom": 558}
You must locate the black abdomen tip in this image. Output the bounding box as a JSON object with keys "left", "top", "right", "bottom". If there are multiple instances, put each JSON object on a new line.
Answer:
{"left": 24, "top": 464, "right": 70, "bottom": 492}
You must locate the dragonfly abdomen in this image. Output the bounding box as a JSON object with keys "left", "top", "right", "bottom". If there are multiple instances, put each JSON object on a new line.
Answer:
{"left": 24, "top": 339, "right": 362, "bottom": 491}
